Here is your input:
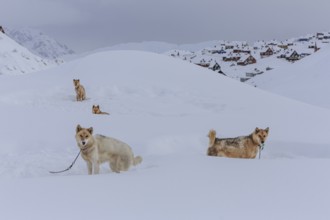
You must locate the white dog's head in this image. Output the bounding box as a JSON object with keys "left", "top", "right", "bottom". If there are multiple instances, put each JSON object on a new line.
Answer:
{"left": 75, "top": 124, "right": 93, "bottom": 148}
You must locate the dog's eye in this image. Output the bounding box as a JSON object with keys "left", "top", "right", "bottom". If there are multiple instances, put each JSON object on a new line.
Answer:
{"left": 85, "top": 135, "right": 88, "bottom": 138}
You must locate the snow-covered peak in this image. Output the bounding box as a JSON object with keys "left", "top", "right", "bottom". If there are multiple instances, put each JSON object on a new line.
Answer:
{"left": 6, "top": 27, "right": 74, "bottom": 60}
{"left": 0, "top": 32, "right": 57, "bottom": 75}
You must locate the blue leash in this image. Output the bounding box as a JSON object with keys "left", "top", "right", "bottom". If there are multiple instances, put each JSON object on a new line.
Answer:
{"left": 258, "top": 143, "right": 264, "bottom": 159}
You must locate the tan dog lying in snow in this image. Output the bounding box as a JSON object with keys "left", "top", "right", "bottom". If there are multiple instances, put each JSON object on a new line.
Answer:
{"left": 92, "top": 105, "right": 110, "bottom": 115}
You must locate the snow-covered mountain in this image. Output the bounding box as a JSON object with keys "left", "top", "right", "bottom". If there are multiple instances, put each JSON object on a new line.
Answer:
{"left": 6, "top": 27, "right": 75, "bottom": 60}
{"left": 0, "top": 32, "right": 58, "bottom": 75}
{"left": 0, "top": 50, "right": 330, "bottom": 219}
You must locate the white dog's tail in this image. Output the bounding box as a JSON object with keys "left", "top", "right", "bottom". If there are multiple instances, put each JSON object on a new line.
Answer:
{"left": 133, "top": 156, "right": 143, "bottom": 166}
{"left": 208, "top": 129, "right": 216, "bottom": 147}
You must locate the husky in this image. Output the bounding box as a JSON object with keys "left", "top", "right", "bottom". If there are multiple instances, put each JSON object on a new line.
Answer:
{"left": 73, "top": 79, "right": 86, "bottom": 101}
{"left": 92, "top": 105, "right": 110, "bottom": 115}
{"left": 207, "top": 127, "right": 269, "bottom": 159}
{"left": 75, "top": 124, "right": 142, "bottom": 174}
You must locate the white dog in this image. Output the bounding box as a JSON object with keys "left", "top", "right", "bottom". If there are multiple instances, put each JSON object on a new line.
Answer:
{"left": 75, "top": 124, "right": 142, "bottom": 174}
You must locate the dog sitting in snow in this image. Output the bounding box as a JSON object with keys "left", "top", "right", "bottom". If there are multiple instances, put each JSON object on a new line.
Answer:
{"left": 73, "top": 79, "right": 86, "bottom": 101}
{"left": 75, "top": 124, "right": 142, "bottom": 174}
{"left": 207, "top": 127, "right": 269, "bottom": 159}
{"left": 92, "top": 105, "right": 110, "bottom": 115}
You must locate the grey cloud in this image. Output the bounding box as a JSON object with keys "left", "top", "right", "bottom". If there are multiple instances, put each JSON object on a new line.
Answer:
{"left": 1, "top": 0, "right": 330, "bottom": 52}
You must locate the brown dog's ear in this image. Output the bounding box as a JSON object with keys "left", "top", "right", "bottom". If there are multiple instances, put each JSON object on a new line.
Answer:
{"left": 255, "top": 127, "right": 260, "bottom": 133}
{"left": 265, "top": 127, "right": 269, "bottom": 133}
{"left": 87, "top": 127, "right": 93, "bottom": 135}
{"left": 76, "top": 124, "right": 82, "bottom": 133}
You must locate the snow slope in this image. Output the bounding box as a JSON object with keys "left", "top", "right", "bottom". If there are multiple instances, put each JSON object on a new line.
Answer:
{"left": 0, "top": 50, "right": 330, "bottom": 219}
{"left": 6, "top": 27, "right": 75, "bottom": 60}
{"left": 0, "top": 32, "right": 57, "bottom": 75}
{"left": 78, "top": 40, "right": 219, "bottom": 57}
{"left": 248, "top": 44, "right": 330, "bottom": 108}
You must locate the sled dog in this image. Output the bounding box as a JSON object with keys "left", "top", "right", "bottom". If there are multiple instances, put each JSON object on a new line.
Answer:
{"left": 92, "top": 105, "right": 110, "bottom": 115}
{"left": 75, "top": 124, "right": 142, "bottom": 174}
{"left": 73, "top": 79, "right": 86, "bottom": 101}
{"left": 207, "top": 127, "right": 269, "bottom": 159}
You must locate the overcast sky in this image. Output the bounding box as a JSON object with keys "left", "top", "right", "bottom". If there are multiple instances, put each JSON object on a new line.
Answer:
{"left": 1, "top": 0, "right": 330, "bottom": 52}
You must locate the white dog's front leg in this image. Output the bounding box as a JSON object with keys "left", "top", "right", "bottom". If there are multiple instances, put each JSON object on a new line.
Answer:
{"left": 87, "top": 161, "right": 93, "bottom": 175}
{"left": 93, "top": 161, "right": 100, "bottom": 174}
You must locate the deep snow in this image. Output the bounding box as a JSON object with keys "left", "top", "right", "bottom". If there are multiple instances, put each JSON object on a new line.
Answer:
{"left": 0, "top": 50, "right": 329, "bottom": 220}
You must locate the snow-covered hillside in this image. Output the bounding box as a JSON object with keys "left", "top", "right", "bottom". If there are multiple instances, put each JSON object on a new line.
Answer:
{"left": 89, "top": 40, "right": 219, "bottom": 54}
{"left": 0, "top": 32, "right": 58, "bottom": 75}
{"left": 93, "top": 32, "right": 330, "bottom": 90}
{"left": 165, "top": 32, "right": 330, "bottom": 82}
{"left": 247, "top": 44, "right": 330, "bottom": 109}
{"left": 0, "top": 51, "right": 330, "bottom": 219}
{"left": 6, "top": 27, "right": 75, "bottom": 60}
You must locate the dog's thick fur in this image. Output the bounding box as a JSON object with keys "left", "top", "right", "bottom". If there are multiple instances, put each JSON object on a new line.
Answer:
{"left": 75, "top": 125, "right": 142, "bottom": 174}
{"left": 207, "top": 127, "right": 269, "bottom": 159}
{"left": 92, "top": 105, "right": 110, "bottom": 115}
{"left": 73, "top": 79, "right": 86, "bottom": 101}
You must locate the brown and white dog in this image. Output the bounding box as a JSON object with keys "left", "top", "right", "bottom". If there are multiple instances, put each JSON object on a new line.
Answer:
{"left": 92, "top": 105, "right": 110, "bottom": 115}
{"left": 75, "top": 124, "right": 142, "bottom": 174}
{"left": 207, "top": 127, "right": 269, "bottom": 159}
{"left": 73, "top": 79, "right": 86, "bottom": 101}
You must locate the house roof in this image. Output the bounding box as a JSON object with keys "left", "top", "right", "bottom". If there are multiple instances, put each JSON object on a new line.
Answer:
{"left": 237, "top": 54, "right": 255, "bottom": 62}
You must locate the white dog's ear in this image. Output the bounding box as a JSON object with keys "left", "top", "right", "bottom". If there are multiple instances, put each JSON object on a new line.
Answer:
{"left": 87, "top": 127, "right": 93, "bottom": 135}
{"left": 76, "top": 124, "right": 82, "bottom": 133}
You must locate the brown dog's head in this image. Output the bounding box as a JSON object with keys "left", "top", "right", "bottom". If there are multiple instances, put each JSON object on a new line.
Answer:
{"left": 73, "top": 79, "right": 80, "bottom": 87}
{"left": 92, "top": 105, "right": 100, "bottom": 114}
{"left": 75, "top": 124, "right": 93, "bottom": 148}
{"left": 253, "top": 127, "right": 269, "bottom": 145}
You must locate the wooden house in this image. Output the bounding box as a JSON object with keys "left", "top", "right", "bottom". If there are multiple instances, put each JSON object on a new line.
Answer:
{"left": 278, "top": 44, "right": 288, "bottom": 49}
{"left": 286, "top": 51, "right": 300, "bottom": 62}
{"left": 260, "top": 48, "right": 274, "bottom": 58}
{"left": 195, "top": 59, "right": 210, "bottom": 68}
{"left": 223, "top": 55, "right": 240, "bottom": 62}
{"left": 237, "top": 55, "right": 257, "bottom": 66}
{"left": 225, "top": 45, "right": 234, "bottom": 49}
{"left": 210, "top": 62, "right": 221, "bottom": 71}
